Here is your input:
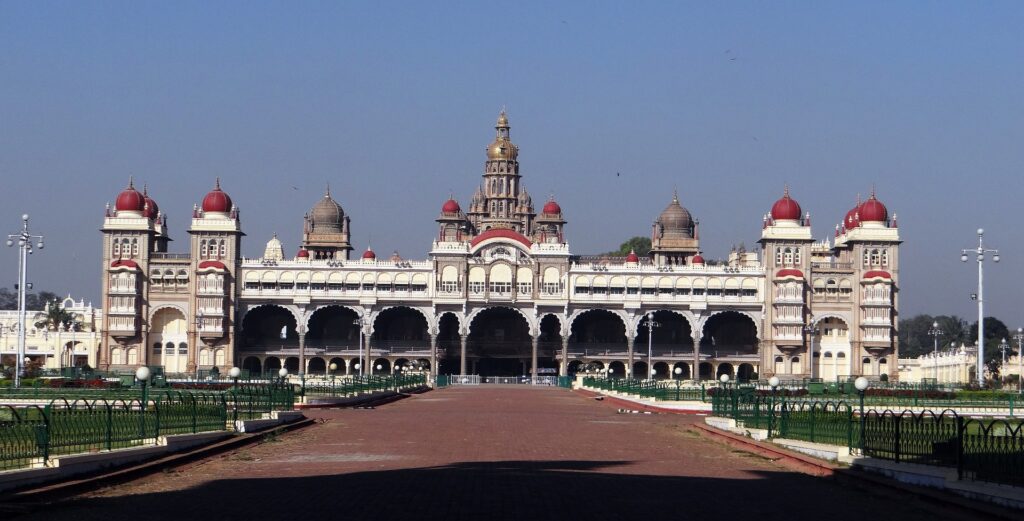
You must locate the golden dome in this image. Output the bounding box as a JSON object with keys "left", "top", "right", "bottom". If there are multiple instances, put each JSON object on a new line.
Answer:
{"left": 486, "top": 110, "right": 518, "bottom": 160}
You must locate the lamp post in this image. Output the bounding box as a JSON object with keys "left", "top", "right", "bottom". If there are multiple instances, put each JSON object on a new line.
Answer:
{"left": 228, "top": 366, "right": 241, "bottom": 389}
{"left": 768, "top": 376, "right": 780, "bottom": 437}
{"left": 328, "top": 362, "right": 338, "bottom": 395}
{"left": 194, "top": 311, "right": 205, "bottom": 379}
{"left": 961, "top": 228, "right": 999, "bottom": 387}
{"left": 278, "top": 367, "right": 288, "bottom": 387}
{"left": 645, "top": 311, "right": 660, "bottom": 381}
{"left": 1015, "top": 328, "right": 1024, "bottom": 393}
{"left": 928, "top": 321, "right": 943, "bottom": 382}
{"left": 136, "top": 366, "right": 151, "bottom": 438}
{"left": 854, "top": 376, "right": 870, "bottom": 453}
{"left": 6, "top": 214, "right": 44, "bottom": 388}
{"left": 353, "top": 318, "right": 364, "bottom": 377}
{"left": 998, "top": 338, "right": 1010, "bottom": 386}
{"left": 720, "top": 373, "right": 734, "bottom": 418}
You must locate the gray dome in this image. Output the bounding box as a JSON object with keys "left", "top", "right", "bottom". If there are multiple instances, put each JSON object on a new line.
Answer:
{"left": 658, "top": 192, "right": 694, "bottom": 238}
{"left": 310, "top": 193, "right": 344, "bottom": 232}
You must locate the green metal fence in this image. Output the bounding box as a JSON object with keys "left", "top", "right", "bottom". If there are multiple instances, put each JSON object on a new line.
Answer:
{"left": 300, "top": 374, "right": 427, "bottom": 399}
{"left": 0, "top": 385, "right": 295, "bottom": 471}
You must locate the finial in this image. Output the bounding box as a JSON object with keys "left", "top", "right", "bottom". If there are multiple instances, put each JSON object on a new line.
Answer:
{"left": 672, "top": 186, "right": 679, "bottom": 204}
{"left": 128, "top": 175, "right": 134, "bottom": 189}
{"left": 215, "top": 177, "right": 221, "bottom": 190}
{"left": 856, "top": 192, "right": 862, "bottom": 205}
{"left": 325, "top": 183, "right": 331, "bottom": 197}
{"left": 142, "top": 183, "right": 148, "bottom": 196}
{"left": 783, "top": 183, "right": 790, "bottom": 198}
{"left": 870, "top": 184, "right": 876, "bottom": 199}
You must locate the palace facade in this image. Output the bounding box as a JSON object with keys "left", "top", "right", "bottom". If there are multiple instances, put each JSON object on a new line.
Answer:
{"left": 98, "top": 112, "right": 901, "bottom": 381}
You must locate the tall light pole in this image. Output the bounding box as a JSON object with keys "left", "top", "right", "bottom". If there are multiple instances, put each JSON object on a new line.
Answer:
{"left": 928, "top": 321, "right": 943, "bottom": 382}
{"left": 353, "top": 318, "right": 364, "bottom": 376}
{"left": 803, "top": 323, "right": 817, "bottom": 380}
{"left": 645, "top": 311, "right": 660, "bottom": 380}
{"left": 998, "top": 338, "right": 1010, "bottom": 385}
{"left": 6, "top": 214, "right": 44, "bottom": 388}
{"left": 1014, "top": 328, "right": 1024, "bottom": 393}
{"left": 961, "top": 228, "right": 999, "bottom": 387}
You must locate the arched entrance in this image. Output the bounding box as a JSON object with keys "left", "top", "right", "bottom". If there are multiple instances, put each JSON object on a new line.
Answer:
{"left": 537, "top": 314, "right": 562, "bottom": 375}
{"left": 700, "top": 312, "right": 758, "bottom": 356}
{"left": 241, "top": 306, "right": 298, "bottom": 352}
{"left": 635, "top": 310, "right": 694, "bottom": 356}
{"left": 467, "top": 308, "right": 531, "bottom": 376}
{"left": 306, "top": 306, "right": 360, "bottom": 349}
{"left": 608, "top": 360, "right": 626, "bottom": 378}
{"left": 569, "top": 310, "right": 627, "bottom": 373}
{"left": 152, "top": 308, "right": 188, "bottom": 373}
{"left": 372, "top": 307, "right": 429, "bottom": 350}
{"left": 672, "top": 362, "right": 690, "bottom": 379}
{"left": 437, "top": 313, "right": 461, "bottom": 375}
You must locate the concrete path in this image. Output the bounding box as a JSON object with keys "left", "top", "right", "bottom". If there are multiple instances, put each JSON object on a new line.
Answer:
{"left": 16, "top": 387, "right": 970, "bottom": 521}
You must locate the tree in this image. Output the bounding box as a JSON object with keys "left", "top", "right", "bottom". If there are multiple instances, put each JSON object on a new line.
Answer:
{"left": 969, "top": 317, "right": 1011, "bottom": 372}
{"left": 608, "top": 236, "right": 651, "bottom": 256}
{"left": 898, "top": 314, "right": 969, "bottom": 359}
{"left": 0, "top": 289, "right": 58, "bottom": 310}
{"left": 34, "top": 298, "right": 81, "bottom": 332}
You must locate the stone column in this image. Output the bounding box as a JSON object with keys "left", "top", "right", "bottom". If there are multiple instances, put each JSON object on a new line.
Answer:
{"left": 560, "top": 338, "right": 569, "bottom": 376}
{"left": 430, "top": 334, "right": 438, "bottom": 380}
{"left": 186, "top": 331, "right": 198, "bottom": 372}
{"left": 459, "top": 334, "right": 467, "bottom": 375}
{"left": 626, "top": 336, "right": 635, "bottom": 377}
{"left": 364, "top": 331, "right": 372, "bottom": 376}
{"left": 531, "top": 336, "right": 539, "bottom": 381}
{"left": 298, "top": 328, "right": 306, "bottom": 376}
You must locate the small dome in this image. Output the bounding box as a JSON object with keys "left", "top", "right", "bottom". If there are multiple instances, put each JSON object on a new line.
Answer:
{"left": 310, "top": 188, "right": 345, "bottom": 232}
{"left": 142, "top": 185, "right": 159, "bottom": 218}
{"left": 770, "top": 187, "right": 802, "bottom": 221}
{"left": 487, "top": 139, "right": 519, "bottom": 160}
{"left": 202, "top": 179, "right": 233, "bottom": 214}
{"left": 844, "top": 196, "right": 863, "bottom": 229}
{"left": 115, "top": 179, "right": 145, "bottom": 213}
{"left": 626, "top": 249, "right": 639, "bottom": 263}
{"left": 691, "top": 254, "right": 705, "bottom": 265}
{"left": 296, "top": 248, "right": 310, "bottom": 259}
{"left": 859, "top": 194, "right": 888, "bottom": 223}
{"left": 263, "top": 234, "right": 284, "bottom": 262}
{"left": 542, "top": 200, "right": 562, "bottom": 215}
{"left": 657, "top": 191, "right": 694, "bottom": 238}
{"left": 442, "top": 198, "right": 461, "bottom": 213}
{"left": 361, "top": 247, "right": 376, "bottom": 260}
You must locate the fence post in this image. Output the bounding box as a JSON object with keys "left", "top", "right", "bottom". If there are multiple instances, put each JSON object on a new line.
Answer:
{"left": 106, "top": 402, "right": 113, "bottom": 451}
{"left": 192, "top": 395, "right": 198, "bottom": 434}
{"left": 893, "top": 414, "right": 901, "bottom": 463}
{"left": 955, "top": 415, "right": 965, "bottom": 480}
{"left": 41, "top": 404, "right": 51, "bottom": 463}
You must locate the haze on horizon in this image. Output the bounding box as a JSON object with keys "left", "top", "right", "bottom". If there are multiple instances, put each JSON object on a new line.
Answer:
{"left": 1, "top": 2, "right": 1022, "bottom": 324}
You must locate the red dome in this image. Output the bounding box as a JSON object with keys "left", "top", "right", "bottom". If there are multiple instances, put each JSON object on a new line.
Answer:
{"left": 776, "top": 268, "right": 804, "bottom": 279}
{"left": 110, "top": 259, "right": 139, "bottom": 269}
{"left": 859, "top": 195, "right": 888, "bottom": 223}
{"left": 142, "top": 187, "right": 159, "bottom": 218}
{"left": 362, "top": 247, "right": 376, "bottom": 260}
{"left": 441, "top": 198, "right": 461, "bottom": 213}
{"left": 115, "top": 180, "right": 145, "bottom": 213}
{"left": 769, "top": 188, "right": 802, "bottom": 221}
{"left": 469, "top": 228, "right": 533, "bottom": 249}
{"left": 691, "top": 254, "right": 705, "bottom": 265}
{"left": 626, "top": 249, "right": 639, "bottom": 263}
{"left": 296, "top": 248, "right": 310, "bottom": 259}
{"left": 542, "top": 200, "right": 562, "bottom": 214}
{"left": 863, "top": 270, "right": 892, "bottom": 280}
{"left": 202, "top": 179, "right": 233, "bottom": 214}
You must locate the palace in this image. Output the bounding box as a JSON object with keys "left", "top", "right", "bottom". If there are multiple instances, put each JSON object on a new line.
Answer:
{"left": 97, "top": 112, "right": 901, "bottom": 381}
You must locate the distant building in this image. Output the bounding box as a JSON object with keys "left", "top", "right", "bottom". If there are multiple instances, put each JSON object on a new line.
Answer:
{"left": 897, "top": 343, "right": 977, "bottom": 384}
{"left": 0, "top": 296, "right": 102, "bottom": 370}
{"left": 96, "top": 112, "right": 901, "bottom": 380}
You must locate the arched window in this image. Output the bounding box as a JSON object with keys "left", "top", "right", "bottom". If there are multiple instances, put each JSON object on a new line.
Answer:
{"left": 179, "top": 342, "right": 188, "bottom": 354}
{"left": 113, "top": 240, "right": 121, "bottom": 256}
{"left": 775, "top": 248, "right": 783, "bottom": 265}
{"left": 131, "top": 238, "right": 139, "bottom": 256}
{"left": 863, "top": 250, "right": 870, "bottom": 267}
{"left": 794, "top": 249, "right": 801, "bottom": 264}
{"left": 219, "top": 240, "right": 226, "bottom": 257}
{"left": 783, "top": 247, "right": 793, "bottom": 265}
{"left": 870, "top": 249, "right": 880, "bottom": 266}
{"left": 881, "top": 250, "right": 888, "bottom": 266}
{"left": 152, "top": 342, "right": 161, "bottom": 353}
{"left": 200, "top": 240, "right": 208, "bottom": 258}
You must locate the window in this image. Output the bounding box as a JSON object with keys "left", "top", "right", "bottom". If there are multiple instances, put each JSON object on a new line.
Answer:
{"left": 469, "top": 282, "right": 485, "bottom": 294}
{"left": 153, "top": 342, "right": 161, "bottom": 353}
{"left": 517, "top": 282, "right": 532, "bottom": 294}
{"left": 784, "top": 248, "right": 793, "bottom": 266}
{"left": 440, "top": 281, "right": 459, "bottom": 292}
{"left": 201, "top": 240, "right": 208, "bottom": 258}
{"left": 490, "top": 282, "right": 511, "bottom": 294}
{"left": 775, "top": 248, "right": 783, "bottom": 266}
{"left": 178, "top": 342, "right": 188, "bottom": 355}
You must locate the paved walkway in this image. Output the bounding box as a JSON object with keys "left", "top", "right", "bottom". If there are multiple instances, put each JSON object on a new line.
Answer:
{"left": 19, "top": 387, "right": 968, "bottom": 520}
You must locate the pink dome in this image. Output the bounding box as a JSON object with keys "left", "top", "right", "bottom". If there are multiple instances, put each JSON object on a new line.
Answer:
{"left": 202, "top": 179, "right": 233, "bottom": 213}
{"left": 542, "top": 200, "right": 562, "bottom": 214}
{"left": 296, "top": 248, "right": 310, "bottom": 259}
{"left": 362, "top": 247, "right": 376, "bottom": 260}
{"left": 859, "top": 194, "right": 888, "bottom": 223}
{"left": 769, "top": 188, "right": 802, "bottom": 221}
{"left": 691, "top": 254, "right": 705, "bottom": 265}
{"left": 115, "top": 180, "right": 145, "bottom": 213}
{"left": 441, "top": 198, "right": 461, "bottom": 213}
{"left": 626, "top": 249, "right": 639, "bottom": 263}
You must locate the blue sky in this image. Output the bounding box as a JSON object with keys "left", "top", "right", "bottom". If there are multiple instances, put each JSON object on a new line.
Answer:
{"left": 1, "top": 2, "right": 1022, "bottom": 323}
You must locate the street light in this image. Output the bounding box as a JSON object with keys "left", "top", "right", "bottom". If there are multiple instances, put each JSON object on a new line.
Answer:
{"left": 768, "top": 376, "right": 780, "bottom": 437}
{"left": 135, "top": 366, "right": 151, "bottom": 438}
{"left": 999, "top": 338, "right": 1010, "bottom": 383}
{"left": 644, "top": 312, "right": 660, "bottom": 381}
{"left": 353, "top": 318, "right": 364, "bottom": 377}
{"left": 928, "top": 321, "right": 943, "bottom": 382}
{"left": 854, "top": 376, "right": 870, "bottom": 453}
{"left": 278, "top": 367, "right": 288, "bottom": 387}
{"left": 1015, "top": 328, "right": 1024, "bottom": 393}
{"left": 228, "top": 366, "right": 241, "bottom": 389}
{"left": 962, "top": 228, "right": 1000, "bottom": 387}
{"left": 6, "top": 214, "right": 44, "bottom": 388}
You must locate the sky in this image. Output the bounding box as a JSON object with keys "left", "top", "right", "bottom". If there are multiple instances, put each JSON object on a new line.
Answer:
{"left": 0, "top": 2, "right": 1022, "bottom": 323}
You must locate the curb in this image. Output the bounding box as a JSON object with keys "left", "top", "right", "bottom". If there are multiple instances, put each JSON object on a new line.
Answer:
{"left": 574, "top": 388, "right": 707, "bottom": 415}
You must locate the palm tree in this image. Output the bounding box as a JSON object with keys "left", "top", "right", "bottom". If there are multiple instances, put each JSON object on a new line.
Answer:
{"left": 34, "top": 298, "right": 81, "bottom": 332}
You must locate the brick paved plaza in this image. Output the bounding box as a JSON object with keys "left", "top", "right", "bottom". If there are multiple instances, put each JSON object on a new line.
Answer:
{"left": 20, "top": 388, "right": 965, "bottom": 521}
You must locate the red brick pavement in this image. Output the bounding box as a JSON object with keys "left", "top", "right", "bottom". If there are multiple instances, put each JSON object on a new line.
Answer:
{"left": 15, "top": 387, "right": 971, "bottom": 521}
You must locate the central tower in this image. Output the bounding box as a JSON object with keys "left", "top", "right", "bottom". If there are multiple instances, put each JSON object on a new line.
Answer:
{"left": 466, "top": 111, "right": 536, "bottom": 235}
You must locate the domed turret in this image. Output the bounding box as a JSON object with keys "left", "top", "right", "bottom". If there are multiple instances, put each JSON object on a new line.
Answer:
{"left": 626, "top": 249, "right": 639, "bottom": 263}
{"left": 691, "top": 253, "right": 705, "bottom": 265}
{"left": 486, "top": 110, "right": 519, "bottom": 161}
{"left": 263, "top": 234, "right": 284, "bottom": 262}
{"left": 441, "top": 198, "right": 461, "bottom": 214}
{"left": 859, "top": 192, "right": 888, "bottom": 224}
{"left": 115, "top": 178, "right": 145, "bottom": 214}
{"left": 361, "top": 246, "right": 376, "bottom": 260}
{"left": 542, "top": 199, "right": 562, "bottom": 215}
{"left": 296, "top": 248, "right": 310, "bottom": 259}
{"left": 202, "top": 178, "right": 233, "bottom": 214}
{"left": 770, "top": 186, "right": 802, "bottom": 222}
{"left": 141, "top": 185, "right": 159, "bottom": 219}
{"left": 310, "top": 188, "right": 345, "bottom": 233}
{"left": 657, "top": 191, "right": 694, "bottom": 238}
